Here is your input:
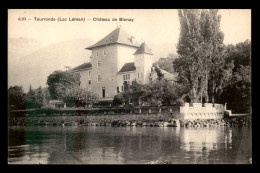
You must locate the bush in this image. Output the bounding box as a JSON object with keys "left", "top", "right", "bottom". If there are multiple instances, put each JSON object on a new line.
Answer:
{"left": 112, "top": 94, "right": 123, "bottom": 107}
{"left": 62, "top": 87, "right": 99, "bottom": 108}
{"left": 176, "top": 98, "right": 185, "bottom": 107}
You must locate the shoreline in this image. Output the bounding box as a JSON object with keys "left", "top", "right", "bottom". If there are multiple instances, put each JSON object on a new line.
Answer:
{"left": 8, "top": 114, "right": 251, "bottom": 127}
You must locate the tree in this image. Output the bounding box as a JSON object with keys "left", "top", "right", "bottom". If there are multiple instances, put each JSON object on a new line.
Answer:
{"left": 154, "top": 66, "right": 164, "bottom": 80}
{"left": 113, "top": 79, "right": 180, "bottom": 106}
{"left": 219, "top": 41, "right": 251, "bottom": 113}
{"left": 8, "top": 86, "right": 26, "bottom": 110}
{"left": 35, "top": 86, "right": 44, "bottom": 108}
{"left": 113, "top": 81, "right": 146, "bottom": 106}
{"left": 42, "top": 87, "right": 51, "bottom": 106}
{"left": 124, "top": 80, "right": 146, "bottom": 106}
{"left": 112, "top": 94, "right": 124, "bottom": 106}
{"left": 26, "top": 85, "right": 45, "bottom": 109}
{"left": 175, "top": 9, "right": 233, "bottom": 104}
{"left": 175, "top": 9, "right": 205, "bottom": 103}
{"left": 153, "top": 53, "right": 178, "bottom": 75}
{"left": 26, "top": 85, "right": 36, "bottom": 109}
{"left": 46, "top": 70, "right": 81, "bottom": 100}
{"left": 146, "top": 79, "right": 179, "bottom": 106}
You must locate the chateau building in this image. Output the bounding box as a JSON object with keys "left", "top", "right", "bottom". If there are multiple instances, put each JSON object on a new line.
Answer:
{"left": 71, "top": 27, "right": 175, "bottom": 101}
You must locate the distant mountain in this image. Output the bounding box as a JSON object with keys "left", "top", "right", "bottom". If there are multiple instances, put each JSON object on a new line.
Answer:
{"left": 8, "top": 38, "right": 95, "bottom": 92}
{"left": 8, "top": 38, "right": 44, "bottom": 64}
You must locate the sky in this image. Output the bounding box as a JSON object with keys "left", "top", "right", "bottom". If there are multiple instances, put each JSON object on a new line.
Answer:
{"left": 8, "top": 9, "right": 251, "bottom": 91}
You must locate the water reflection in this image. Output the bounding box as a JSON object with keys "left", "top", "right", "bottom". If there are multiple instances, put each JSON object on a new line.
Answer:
{"left": 8, "top": 126, "right": 251, "bottom": 164}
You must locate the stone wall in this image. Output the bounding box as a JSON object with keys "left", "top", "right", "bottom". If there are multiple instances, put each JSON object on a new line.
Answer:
{"left": 180, "top": 102, "right": 224, "bottom": 120}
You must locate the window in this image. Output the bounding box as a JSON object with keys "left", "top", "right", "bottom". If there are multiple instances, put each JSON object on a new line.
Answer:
{"left": 103, "top": 50, "right": 106, "bottom": 56}
{"left": 97, "top": 75, "right": 101, "bottom": 83}
{"left": 88, "top": 71, "right": 91, "bottom": 77}
{"left": 117, "top": 86, "right": 120, "bottom": 94}
{"left": 88, "top": 80, "right": 91, "bottom": 85}
{"left": 97, "top": 60, "right": 101, "bottom": 67}
{"left": 96, "top": 52, "right": 99, "bottom": 57}
{"left": 102, "top": 87, "right": 105, "bottom": 98}
{"left": 138, "top": 73, "right": 139, "bottom": 79}
{"left": 123, "top": 74, "right": 131, "bottom": 81}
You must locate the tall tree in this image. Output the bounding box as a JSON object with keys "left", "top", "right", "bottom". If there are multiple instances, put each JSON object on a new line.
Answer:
{"left": 199, "top": 9, "right": 234, "bottom": 104}
{"left": 35, "top": 86, "right": 44, "bottom": 108}
{"left": 26, "top": 84, "right": 36, "bottom": 109}
{"left": 42, "top": 87, "right": 51, "bottom": 106}
{"left": 175, "top": 9, "right": 205, "bottom": 103}
{"left": 175, "top": 9, "right": 234, "bottom": 104}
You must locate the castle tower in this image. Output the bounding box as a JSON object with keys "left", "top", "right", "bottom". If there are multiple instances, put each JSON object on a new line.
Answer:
{"left": 85, "top": 27, "right": 139, "bottom": 100}
{"left": 134, "top": 43, "right": 154, "bottom": 84}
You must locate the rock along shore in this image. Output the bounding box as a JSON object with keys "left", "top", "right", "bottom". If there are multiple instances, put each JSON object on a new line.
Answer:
{"left": 9, "top": 115, "right": 250, "bottom": 128}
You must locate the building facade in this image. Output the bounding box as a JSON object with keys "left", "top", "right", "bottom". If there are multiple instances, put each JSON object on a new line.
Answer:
{"left": 71, "top": 27, "right": 175, "bottom": 101}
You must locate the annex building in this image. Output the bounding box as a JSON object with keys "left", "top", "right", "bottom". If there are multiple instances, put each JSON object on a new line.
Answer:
{"left": 71, "top": 27, "right": 175, "bottom": 101}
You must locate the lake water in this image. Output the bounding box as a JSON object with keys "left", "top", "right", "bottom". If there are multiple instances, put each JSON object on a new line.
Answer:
{"left": 8, "top": 126, "right": 252, "bottom": 164}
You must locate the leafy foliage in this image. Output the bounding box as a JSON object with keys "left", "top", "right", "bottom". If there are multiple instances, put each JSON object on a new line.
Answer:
{"left": 113, "top": 79, "right": 180, "bottom": 106}
{"left": 153, "top": 54, "right": 178, "bottom": 75}
{"left": 154, "top": 66, "right": 164, "bottom": 80}
{"left": 26, "top": 85, "right": 45, "bottom": 109}
{"left": 174, "top": 9, "right": 234, "bottom": 104}
{"left": 219, "top": 41, "right": 251, "bottom": 113}
{"left": 62, "top": 87, "right": 99, "bottom": 107}
{"left": 8, "top": 86, "right": 26, "bottom": 110}
{"left": 46, "top": 70, "right": 81, "bottom": 100}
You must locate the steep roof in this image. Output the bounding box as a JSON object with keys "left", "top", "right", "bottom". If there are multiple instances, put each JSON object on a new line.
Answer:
{"left": 133, "top": 42, "right": 153, "bottom": 55}
{"left": 118, "top": 62, "right": 136, "bottom": 73}
{"left": 71, "top": 62, "right": 92, "bottom": 72}
{"left": 86, "top": 27, "right": 140, "bottom": 49}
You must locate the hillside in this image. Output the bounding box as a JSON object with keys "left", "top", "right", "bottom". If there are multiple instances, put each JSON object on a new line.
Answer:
{"left": 8, "top": 38, "right": 95, "bottom": 92}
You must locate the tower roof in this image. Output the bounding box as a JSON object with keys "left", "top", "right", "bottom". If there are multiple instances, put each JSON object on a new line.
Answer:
{"left": 133, "top": 42, "right": 153, "bottom": 55}
{"left": 71, "top": 62, "right": 92, "bottom": 72}
{"left": 86, "top": 27, "right": 140, "bottom": 50}
{"left": 118, "top": 62, "right": 136, "bottom": 73}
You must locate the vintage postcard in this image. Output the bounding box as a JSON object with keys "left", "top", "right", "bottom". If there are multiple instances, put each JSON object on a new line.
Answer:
{"left": 8, "top": 9, "right": 251, "bottom": 164}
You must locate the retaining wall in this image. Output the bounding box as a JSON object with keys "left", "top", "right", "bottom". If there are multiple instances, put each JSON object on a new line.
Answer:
{"left": 180, "top": 103, "right": 224, "bottom": 120}
{"left": 9, "top": 106, "right": 178, "bottom": 117}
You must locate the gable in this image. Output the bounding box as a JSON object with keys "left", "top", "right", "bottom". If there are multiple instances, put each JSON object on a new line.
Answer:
{"left": 118, "top": 62, "right": 136, "bottom": 73}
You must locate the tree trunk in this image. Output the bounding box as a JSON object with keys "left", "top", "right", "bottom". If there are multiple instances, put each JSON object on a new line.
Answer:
{"left": 205, "top": 73, "right": 209, "bottom": 103}
{"left": 212, "top": 78, "right": 215, "bottom": 104}
{"left": 201, "top": 92, "right": 202, "bottom": 103}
